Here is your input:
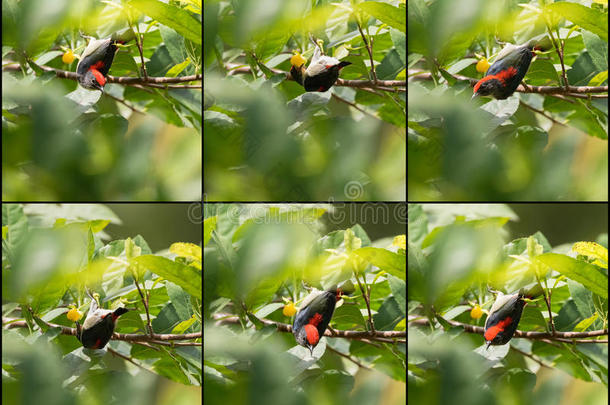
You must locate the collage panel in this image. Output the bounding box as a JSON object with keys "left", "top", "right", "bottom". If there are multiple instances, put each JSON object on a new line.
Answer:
{"left": 408, "top": 1, "right": 607, "bottom": 201}
{"left": 407, "top": 203, "right": 608, "bottom": 404}
{"left": 2, "top": 2, "right": 202, "bottom": 201}
{"left": 204, "top": 203, "right": 406, "bottom": 405}
{"left": 1, "top": 203, "right": 202, "bottom": 403}
{"left": 203, "top": 1, "right": 406, "bottom": 201}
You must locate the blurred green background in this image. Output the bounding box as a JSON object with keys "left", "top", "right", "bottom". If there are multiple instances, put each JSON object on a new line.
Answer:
{"left": 507, "top": 203, "right": 608, "bottom": 245}
{"left": 105, "top": 203, "right": 202, "bottom": 251}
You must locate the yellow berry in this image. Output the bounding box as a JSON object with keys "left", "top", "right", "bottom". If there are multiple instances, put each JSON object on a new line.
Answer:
{"left": 283, "top": 302, "right": 297, "bottom": 317}
{"left": 67, "top": 307, "right": 82, "bottom": 322}
{"left": 290, "top": 53, "right": 306, "bottom": 67}
{"left": 62, "top": 50, "right": 75, "bottom": 64}
{"left": 476, "top": 58, "right": 490, "bottom": 73}
{"left": 470, "top": 305, "right": 483, "bottom": 319}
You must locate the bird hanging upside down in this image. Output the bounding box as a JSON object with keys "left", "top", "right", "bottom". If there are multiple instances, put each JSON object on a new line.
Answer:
{"left": 292, "top": 288, "right": 345, "bottom": 356}
{"left": 472, "top": 38, "right": 546, "bottom": 100}
{"left": 76, "top": 30, "right": 134, "bottom": 92}
{"left": 289, "top": 36, "right": 351, "bottom": 92}
{"left": 75, "top": 289, "right": 129, "bottom": 349}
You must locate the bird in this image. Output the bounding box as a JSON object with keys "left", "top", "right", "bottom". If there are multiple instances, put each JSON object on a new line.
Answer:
{"left": 75, "top": 289, "right": 129, "bottom": 349}
{"left": 289, "top": 36, "right": 351, "bottom": 92}
{"left": 292, "top": 288, "right": 342, "bottom": 356}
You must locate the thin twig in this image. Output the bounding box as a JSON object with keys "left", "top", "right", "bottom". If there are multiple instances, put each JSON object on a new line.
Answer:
{"left": 327, "top": 346, "right": 373, "bottom": 370}
{"left": 410, "top": 70, "right": 607, "bottom": 95}
{"left": 331, "top": 93, "right": 378, "bottom": 119}
{"left": 356, "top": 20, "right": 377, "bottom": 83}
{"left": 544, "top": 288, "right": 556, "bottom": 335}
{"left": 103, "top": 91, "right": 146, "bottom": 114}
{"left": 510, "top": 346, "right": 552, "bottom": 368}
{"left": 133, "top": 280, "right": 153, "bottom": 337}
{"left": 354, "top": 273, "right": 376, "bottom": 333}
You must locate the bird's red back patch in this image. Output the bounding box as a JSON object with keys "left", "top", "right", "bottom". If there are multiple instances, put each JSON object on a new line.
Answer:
{"left": 484, "top": 316, "right": 513, "bottom": 341}
{"left": 308, "top": 312, "right": 323, "bottom": 327}
{"left": 473, "top": 67, "right": 517, "bottom": 94}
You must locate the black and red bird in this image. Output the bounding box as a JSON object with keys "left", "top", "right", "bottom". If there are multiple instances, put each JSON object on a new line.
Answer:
{"left": 472, "top": 42, "right": 536, "bottom": 100}
{"left": 292, "top": 288, "right": 342, "bottom": 355}
{"left": 289, "top": 37, "right": 351, "bottom": 93}
{"left": 484, "top": 289, "right": 529, "bottom": 349}
{"left": 76, "top": 31, "right": 133, "bottom": 91}
{"left": 76, "top": 290, "right": 129, "bottom": 349}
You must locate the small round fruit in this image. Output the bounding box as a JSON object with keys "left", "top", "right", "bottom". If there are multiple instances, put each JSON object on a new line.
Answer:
{"left": 470, "top": 305, "right": 483, "bottom": 319}
{"left": 62, "top": 50, "right": 75, "bottom": 64}
{"left": 290, "top": 53, "right": 306, "bottom": 67}
{"left": 283, "top": 302, "right": 297, "bottom": 317}
{"left": 67, "top": 307, "right": 83, "bottom": 322}
{"left": 476, "top": 58, "right": 490, "bottom": 73}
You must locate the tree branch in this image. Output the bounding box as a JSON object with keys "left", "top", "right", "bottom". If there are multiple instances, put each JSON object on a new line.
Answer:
{"left": 3, "top": 318, "right": 201, "bottom": 343}
{"left": 409, "top": 70, "right": 608, "bottom": 96}
{"left": 4, "top": 63, "right": 201, "bottom": 87}
{"left": 409, "top": 317, "right": 608, "bottom": 342}
{"left": 216, "top": 314, "right": 404, "bottom": 341}
{"left": 223, "top": 64, "right": 405, "bottom": 91}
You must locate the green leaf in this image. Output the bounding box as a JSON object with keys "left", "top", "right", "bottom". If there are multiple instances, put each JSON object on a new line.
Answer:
{"left": 333, "top": 303, "right": 366, "bottom": 330}
{"left": 172, "top": 315, "right": 197, "bottom": 334}
{"left": 133, "top": 255, "right": 202, "bottom": 298}
{"left": 356, "top": 2, "right": 406, "bottom": 32}
{"left": 2, "top": 204, "right": 29, "bottom": 252}
{"left": 125, "top": 237, "right": 142, "bottom": 260}
{"left": 170, "top": 242, "right": 202, "bottom": 263}
{"left": 130, "top": 0, "right": 202, "bottom": 45}
{"left": 353, "top": 247, "right": 405, "bottom": 278}
{"left": 387, "top": 274, "right": 406, "bottom": 315}
{"left": 536, "top": 253, "right": 607, "bottom": 298}
{"left": 545, "top": 3, "right": 608, "bottom": 41}
{"left": 574, "top": 312, "right": 598, "bottom": 332}
{"left": 571, "top": 241, "right": 608, "bottom": 269}
{"left": 232, "top": 207, "right": 326, "bottom": 243}
{"left": 344, "top": 228, "right": 362, "bottom": 252}
{"left": 204, "top": 216, "right": 217, "bottom": 246}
